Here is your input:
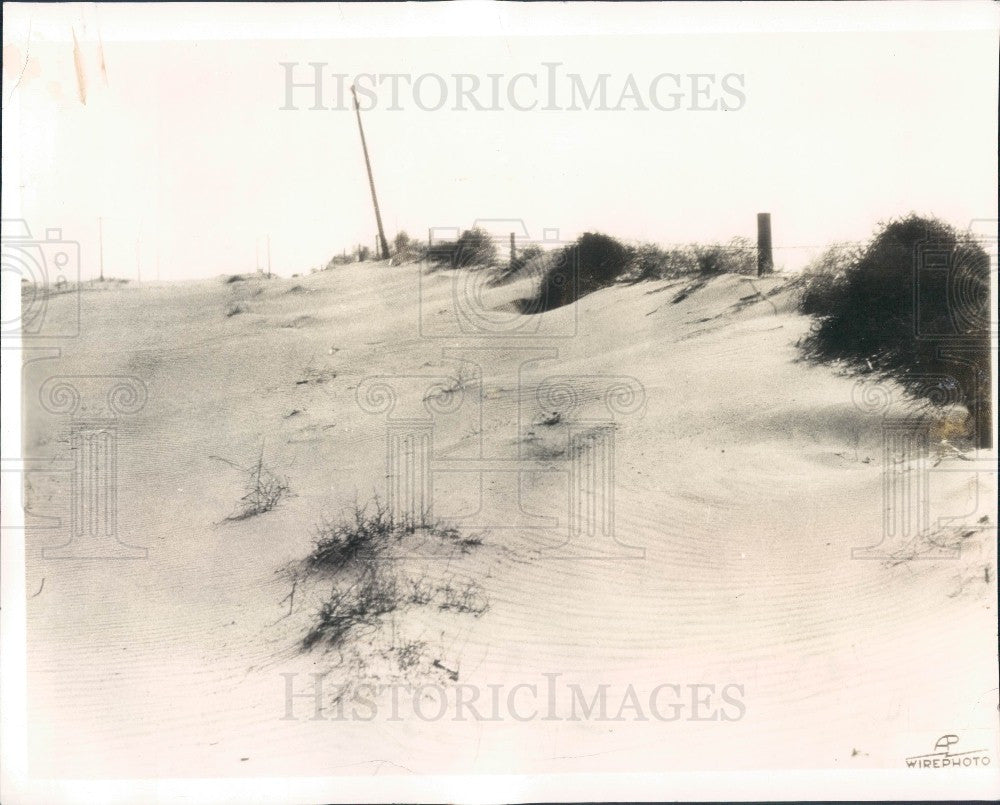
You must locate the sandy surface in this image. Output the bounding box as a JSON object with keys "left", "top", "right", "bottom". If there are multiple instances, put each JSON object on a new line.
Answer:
{"left": 21, "top": 263, "right": 997, "bottom": 778}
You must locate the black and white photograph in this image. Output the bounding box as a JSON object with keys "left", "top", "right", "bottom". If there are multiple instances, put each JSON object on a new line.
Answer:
{"left": 1, "top": 2, "right": 997, "bottom": 802}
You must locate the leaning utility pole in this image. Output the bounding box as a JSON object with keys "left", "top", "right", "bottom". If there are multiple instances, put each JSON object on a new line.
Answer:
{"left": 351, "top": 84, "right": 389, "bottom": 261}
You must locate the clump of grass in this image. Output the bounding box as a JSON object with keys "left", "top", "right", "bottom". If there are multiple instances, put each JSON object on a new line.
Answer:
{"left": 623, "top": 239, "right": 757, "bottom": 284}
{"left": 307, "top": 497, "right": 407, "bottom": 572}
{"left": 302, "top": 569, "right": 400, "bottom": 650}
{"left": 492, "top": 243, "right": 547, "bottom": 284}
{"left": 304, "top": 496, "right": 482, "bottom": 576}
{"left": 407, "top": 576, "right": 437, "bottom": 606}
{"left": 799, "top": 215, "right": 991, "bottom": 448}
{"left": 296, "top": 495, "right": 490, "bottom": 656}
{"left": 225, "top": 301, "right": 247, "bottom": 317}
{"left": 524, "top": 233, "right": 762, "bottom": 312}
{"left": 389, "top": 231, "right": 429, "bottom": 265}
{"left": 794, "top": 242, "right": 861, "bottom": 315}
{"left": 427, "top": 228, "right": 499, "bottom": 268}
{"left": 690, "top": 238, "right": 757, "bottom": 276}
{"left": 225, "top": 274, "right": 247, "bottom": 284}
{"left": 438, "top": 578, "right": 489, "bottom": 616}
{"left": 213, "top": 446, "right": 290, "bottom": 521}
{"left": 624, "top": 243, "right": 699, "bottom": 283}
{"left": 393, "top": 638, "right": 427, "bottom": 672}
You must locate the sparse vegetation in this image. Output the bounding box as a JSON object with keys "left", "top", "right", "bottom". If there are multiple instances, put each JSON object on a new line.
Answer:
{"left": 292, "top": 495, "right": 489, "bottom": 654}
{"left": 526, "top": 231, "right": 629, "bottom": 311}
{"left": 304, "top": 497, "right": 469, "bottom": 574}
{"left": 393, "top": 638, "right": 427, "bottom": 671}
{"left": 390, "top": 230, "right": 426, "bottom": 264}
{"left": 883, "top": 518, "right": 992, "bottom": 568}
{"left": 224, "top": 301, "right": 248, "bottom": 317}
{"left": 491, "top": 243, "right": 551, "bottom": 286}
{"left": 795, "top": 243, "right": 862, "bottom": 315}
{"left": 306, "top": 497, "right": 409, "bottom": 573}
{"left": 624, "top": 243, "right": 699, "bottom": 283}
{"left": 302, "top": 567, "right": 400, "bottom": 650}
{"left": 428, "top": 227, "right": 498, "bottom": 268}
{"left": 506, "top": 243, "right": 544, "bottom": 276}
{"left": 394, "top": 231, "right": 413, "bottom": 254}
{"left": 407, "top": 576, "right": 437, "bottom": 606}
{"left": 438, "top": 578, "right": 489, "bottom": 616}
{"left": 302, "top": 563, "right": 488, "bottom": 652}
{"left": 799, "top": 215, "right": 991, "bottom": 447}
{"left": 324, "top": 253, "right": 355, "bottom": 269}
{"left": 523, "top": 232, "right": 759, "bottom": 312}
{"left": 213, "top": 446, "right": 290, "bottom": 521}
{"left": 621, "top": 238, "right": 758, "bottom": 283}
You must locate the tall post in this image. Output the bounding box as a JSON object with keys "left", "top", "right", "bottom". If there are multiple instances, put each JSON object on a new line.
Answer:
{"left": 351, "top": 84, "right": 390, "bottom": 261}
{"left": 98, "top": 217, "right": 104, "bottom": 281}
{"left": 757, "top": 212, "right": 773, "bottom": 276}
{"left": 267, "top": 235, "right": 272, "bottom": 278}
{"left": 428, "top": 228, "right": 432, "bottom": 248}
{"left": 510, "top": 232, "right": 516, "bottom": 267}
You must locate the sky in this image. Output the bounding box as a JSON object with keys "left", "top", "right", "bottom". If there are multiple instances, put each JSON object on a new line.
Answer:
{"left": 3, "top": 2, "right": 998, "bottom": 280}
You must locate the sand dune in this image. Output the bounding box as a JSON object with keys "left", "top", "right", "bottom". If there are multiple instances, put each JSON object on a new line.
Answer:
{"left": 22, "top": 263, "right": 996, "bottom": 777}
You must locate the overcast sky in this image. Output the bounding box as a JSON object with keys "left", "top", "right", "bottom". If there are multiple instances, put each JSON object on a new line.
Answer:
{"left": 3, "top": 2, "right": 998, "bottom": 280}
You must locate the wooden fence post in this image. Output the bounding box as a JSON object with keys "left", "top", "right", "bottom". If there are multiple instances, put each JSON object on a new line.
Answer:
{"left": 757, "top": 213, "right": 773, "bottom": 275}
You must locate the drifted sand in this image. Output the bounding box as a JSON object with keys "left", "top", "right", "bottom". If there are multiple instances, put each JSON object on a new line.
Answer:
{"left": 21, "top": 262, "right": 997, "bottom": 778}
